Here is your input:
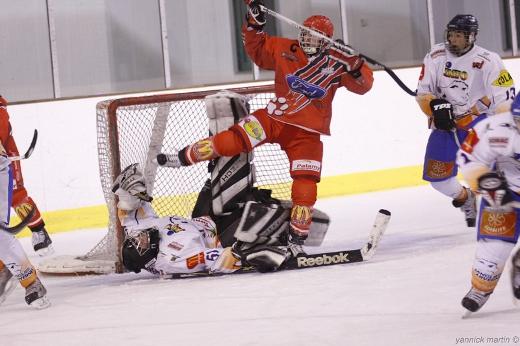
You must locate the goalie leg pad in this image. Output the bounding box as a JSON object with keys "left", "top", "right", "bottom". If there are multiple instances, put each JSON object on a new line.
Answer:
{"left": 244, "top": 245, "right": 288, "bottom": 273}
{"left": 205, "top": 90, "right": 251, "bottom": 135}
{"left": 234, "top": 201, "right": 289, "bottom": 245}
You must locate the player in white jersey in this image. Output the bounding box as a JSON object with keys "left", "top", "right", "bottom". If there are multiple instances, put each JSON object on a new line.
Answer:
{"left": 456, "top": 94, "right": 520, "bottom": 313}
{"left": 0, "top": 143, "right": 50, "bottom": 309}
{"left": 113, "top": 164, "right": 294, "bottom": 276}
{"left": 416, "top": 14, "right": 515, "bottom": 227}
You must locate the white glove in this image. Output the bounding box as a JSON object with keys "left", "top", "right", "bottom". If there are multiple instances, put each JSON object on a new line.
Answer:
{"left": 112, "top": 163, "right": 152, "bottom": 210}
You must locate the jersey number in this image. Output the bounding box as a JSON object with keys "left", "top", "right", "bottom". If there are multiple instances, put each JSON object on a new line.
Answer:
{"left": 506, "top": 87, "right": 516, "bottom": 100}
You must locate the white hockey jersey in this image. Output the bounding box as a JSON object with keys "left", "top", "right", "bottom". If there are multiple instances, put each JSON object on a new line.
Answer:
{"left": 457, "top": 110, "right": 520, "bottom": 192}
{"left": 417, "top": 43, "right": 514, "bottom": 120}
{"left": 121, "top": 203, "right": 235, "bottom": 275}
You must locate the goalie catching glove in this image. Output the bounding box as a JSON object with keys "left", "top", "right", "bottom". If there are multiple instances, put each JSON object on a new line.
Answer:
{"left": 112, "top": 163, "right": 153, "bottom": 210}
{"left": 430, "top": 98, "right": 456, "bottom": 131}
{"left": 477, "top": 172, "right": 515, "bottom": 212}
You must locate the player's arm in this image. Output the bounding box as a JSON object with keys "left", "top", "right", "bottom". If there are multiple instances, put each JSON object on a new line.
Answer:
{"left": 456, "top": 128, "right": 493, "bottom": 191}
{"left": 482, "top": 53, "right": 515, "bottom": 115}
{"left": 241, "top": 0, "right": 277, "bottom": 70}
{"left": 327, "top": 40, "right": 373, "bottom": 94}
{"left": 415, "top": 50, "right": 440, "bottom": 117}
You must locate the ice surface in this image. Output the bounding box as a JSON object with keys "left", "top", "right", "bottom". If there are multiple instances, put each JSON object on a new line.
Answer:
{"left": 1, "top": 186, "right": 519, "bottom": 346}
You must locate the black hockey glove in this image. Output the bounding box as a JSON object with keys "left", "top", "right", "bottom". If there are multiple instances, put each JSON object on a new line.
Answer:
{"left": 430, "top": 98, "right": 455, "bottom": 131}
{"left": 244, "top": 0, "right": 266, "bottom": 30}
{"left": 478, "top": 172, "right": 515, "bottom": 211}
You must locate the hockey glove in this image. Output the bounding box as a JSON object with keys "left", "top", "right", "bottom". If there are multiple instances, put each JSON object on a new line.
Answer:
{"left": 245, "top": 0, "right": 266, "bottom": 30}
{"left": 328, "top": 39, "right": 364, "bottom": 76}
{"left": 430, "top": 98, "right": 456, "bottom": 131}
{"left": 112, "top": 163, "right": 153, "bottom": 203}
{"left": 478, "top": 172, "right": 516, "bottom": 212}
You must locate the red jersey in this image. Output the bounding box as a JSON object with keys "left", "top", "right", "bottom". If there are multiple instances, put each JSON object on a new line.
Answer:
{"left": 242, "top": 25, "right": 374, "bottom": 135}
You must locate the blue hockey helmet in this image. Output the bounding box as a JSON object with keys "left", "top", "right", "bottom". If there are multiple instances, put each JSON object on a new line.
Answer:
{"left": 445, "top": 14, "right": 478, "bottom": 56}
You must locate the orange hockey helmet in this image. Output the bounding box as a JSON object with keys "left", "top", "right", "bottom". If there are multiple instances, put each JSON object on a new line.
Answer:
{"left": 299, "top": 15, "right": 334, "bottom": 56}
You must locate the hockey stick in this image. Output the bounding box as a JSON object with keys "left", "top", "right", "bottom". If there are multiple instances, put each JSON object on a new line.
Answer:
{"left": 0, "top": 207, "right": 35, "bottom": 235}
{"left": 7, "top": 129, "right": 38, "bottom": 162}
{"left": 165, "top": 209, "right": 391, "bottom": 279}
{"left": 258, "top": 5, "right": 417, "bottom": 97}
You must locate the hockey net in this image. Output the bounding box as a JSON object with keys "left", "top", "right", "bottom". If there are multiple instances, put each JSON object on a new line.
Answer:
{"left": 39, "top": 84, "right": 291, "bottom": 274}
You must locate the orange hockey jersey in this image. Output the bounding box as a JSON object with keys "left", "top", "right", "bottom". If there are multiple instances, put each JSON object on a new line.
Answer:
{"left": 242, "top": 25, "right": 373, "bottom": 135}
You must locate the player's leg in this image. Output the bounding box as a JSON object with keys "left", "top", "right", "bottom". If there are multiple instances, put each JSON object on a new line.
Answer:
{"left": 6, "top": 134, "right": 53, "bottom": 255}
{"left": 281, "top": 129, "right": 322, "bottom": 250}
{"left": 461, "top": 238, "right": 515, "bottom": 312}
{"left": 423, "top": 129, "right": 475, "bottom": 226}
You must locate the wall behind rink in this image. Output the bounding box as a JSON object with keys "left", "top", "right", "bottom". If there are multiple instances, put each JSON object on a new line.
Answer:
{"left": 7, "top": 58, "right": 520, "bottom": 232}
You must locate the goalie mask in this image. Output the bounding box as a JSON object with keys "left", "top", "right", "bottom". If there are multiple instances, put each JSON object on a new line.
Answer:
{"left": 121, "top": 228, "right": 160, "bottom": 273}
{"left": 445, "top": 14, "right": 478, "bottom": 56}
{"left": 299, "top": 15, "right": 334, "bottom": 56}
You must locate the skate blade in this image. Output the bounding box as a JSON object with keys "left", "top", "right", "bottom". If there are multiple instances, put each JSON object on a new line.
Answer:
{"left": 36, "top": 245, "right": 55, "bottom": 257}
{"left": 461, "top": 309, "right": 473, "bottom": 319}
{"left": 0, "top": 277, "right": 18, "bottom": 306}
{"left": 29, "top": 296, "right": 51, "bottom": 310}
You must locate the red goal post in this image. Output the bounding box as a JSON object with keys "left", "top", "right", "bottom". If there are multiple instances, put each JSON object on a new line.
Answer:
{"left": 39, "top": 84, "right": 292, "bottom": 274}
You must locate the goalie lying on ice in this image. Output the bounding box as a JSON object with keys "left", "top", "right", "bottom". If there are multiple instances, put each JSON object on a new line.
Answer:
{"left": 112, "top": 163, "right": 330, "bottom": 275}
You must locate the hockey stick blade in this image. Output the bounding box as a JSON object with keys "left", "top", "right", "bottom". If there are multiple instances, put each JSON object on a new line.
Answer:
{"left": 283, "top": 209, "right": 391, "bottom": 270}
{"left": 0, "top": 207, "right": 35, "bottom": 235}
{"left": 8, "top": 129, "right": 38, "bottom": 162}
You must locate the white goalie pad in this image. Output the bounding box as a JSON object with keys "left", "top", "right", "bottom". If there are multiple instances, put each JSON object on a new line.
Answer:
{"left": 38, "top": 255, "right": 116, "bottom": 274}
{"left": 205, "top": 90, "right": 251, "bottom": 135}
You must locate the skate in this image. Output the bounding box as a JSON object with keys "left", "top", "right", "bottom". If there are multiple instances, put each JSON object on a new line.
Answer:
{"left": 452, "top": 187, "right": 476, "bottom": 227}
{"left": 286, "top": 228, "right": 307, "bottom": 258}
{"left": 512, "top": 250, "right": 520, "bottom": 300}
{"left": 461, "top": 287, "right": 491, "bottom": 313}
{"left": 25, "top": 277, "right": 50, "bottom": 309}
{"left": 0, "top": 266, "right": 17, "bottom": 306}
{"left": 156, "top": 152, "right": 181, "bottom": 168}
{"left": 31, "top": 227, "right": 54, "bottom": 256}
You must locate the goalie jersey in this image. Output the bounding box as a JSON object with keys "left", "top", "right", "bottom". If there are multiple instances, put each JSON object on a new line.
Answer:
{"left": 121, "top": 203, "right": 234, "bottom": 275}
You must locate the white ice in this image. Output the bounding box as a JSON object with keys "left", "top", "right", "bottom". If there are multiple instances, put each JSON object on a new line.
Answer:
{"left": 1, "top": 186, "right": 519, "bottom": 346}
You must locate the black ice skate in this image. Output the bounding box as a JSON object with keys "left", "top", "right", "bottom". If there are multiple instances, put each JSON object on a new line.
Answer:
{"left": 461, "top": 287, "right": 491, "bottom": 313}
{"left": 31, "top": 226, "right": 54, "bottom": 256}
{"left": 25, "top": 277, "right": 50, "bottom": 309}
{"left": 452, "top": 187, "right": 476, "bottom": 227}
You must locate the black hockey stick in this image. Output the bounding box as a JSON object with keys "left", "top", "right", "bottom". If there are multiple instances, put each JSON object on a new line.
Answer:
{"left": 258, "top": 5, "right": 417, "bottom": 97}
{"left": 8, "top": 129, "right": 38, "bottom": 162}
{"left": 0, "top": 207, "right": 35, "bottom": 235}
{"left": 165, "top": 209, "right": 391, "bottom": 279}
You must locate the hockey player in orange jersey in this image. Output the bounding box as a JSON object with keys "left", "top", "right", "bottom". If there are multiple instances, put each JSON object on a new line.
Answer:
{"left": 156, "top": 1, "right": 373, "bottom": 253}
{"left": 0, "top": 95, "right": 53, "bottom": 256}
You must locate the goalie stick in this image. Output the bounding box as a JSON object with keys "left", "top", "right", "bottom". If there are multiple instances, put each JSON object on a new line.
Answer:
{"left": 165, "top": 209, "right": 391, "bottom": 279}
{"left": 258, "top": 5, "right": 417, "bottom": 97}
{"left": 7, "top": 129, "right": 38, "bottom": 162}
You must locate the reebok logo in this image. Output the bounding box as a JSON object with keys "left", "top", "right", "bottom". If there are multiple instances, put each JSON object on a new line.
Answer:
{"left": 433, "top": 103, "right": 451, "bottom": 111}
{"left": 296, "top": 253, "right": 350, "bottom": 267}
